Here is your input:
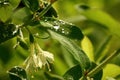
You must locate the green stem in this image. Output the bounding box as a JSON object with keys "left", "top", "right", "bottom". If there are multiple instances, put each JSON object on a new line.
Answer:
{"left": 80, "top": 49, "right": 120, "bottom": 80}
{"left": 35, "top": 0, "right": 57, "bottom": 19}
{"left": 38, "top": 4, "right": 52, "bottom": 18}
{"left": 88, "top": 49, "right": 120, "bottom": 77}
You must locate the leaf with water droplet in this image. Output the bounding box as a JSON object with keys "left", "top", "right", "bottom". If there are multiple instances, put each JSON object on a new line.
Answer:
{"left": 8, "top": 66, "right": 28, "bottom": 80}
{"left": 39, "top": 17, "right": 84, "bottom": 40}
{"left": 48, "top": 30, "right": 91, "bottom": 72}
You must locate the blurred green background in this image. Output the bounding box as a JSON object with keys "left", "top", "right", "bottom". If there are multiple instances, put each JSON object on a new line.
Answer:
{"left": 0, "top": 0, "right": 120, "bottom": 80}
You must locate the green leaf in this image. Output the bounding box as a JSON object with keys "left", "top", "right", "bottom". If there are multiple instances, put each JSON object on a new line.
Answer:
{"left": 29, "top": 33, "right": 34, "bottom": 43}
{"left": 0, "top": 23, "right": 18, "bottom": 44}
{"left": 17, "top": 37, "right": 28, "bottom": 50}
{"left": 81, "top": 36, "right": 94, "bottom": 62}
{"left": 8, "top": 66, "right": 28, "bottom": 80}
{"left": 63, "top": 64, "right": 82, "bottom": 80}
{"left": 63, "top": 63, "right": 103, "bottom": 80}
{"left": 102, "top": 64, "right": 120, "bottom": 80}
{"left": 39, "top": 17, "right": 90, "bottom": 75}
{"left": 48, "top": 30, "right": 90, "bottom": 71}
{"left": 22, "top": 0, "right": 39, "bottom": 12}
{"left": 78, "top": 6, "right": 120, "bottom": 37}
{"left": 40, "top": 17, "right": 84, "bottom": 40}
{"left": 9, "top": 0, "right": 21, "bottom": 10}
{"left": 12, "top": 7, "right": 32, "bottom": 24}
{"left": 44, "top": 7, "right": 58, "bottom": 17}
{"left": 0, "top": 4, "right": 12, "bottom": 22}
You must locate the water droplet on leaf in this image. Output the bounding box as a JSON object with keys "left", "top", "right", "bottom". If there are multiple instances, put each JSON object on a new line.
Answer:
{"left": 40, "top": 17, "right": 84, "bottom": 40}
{"left": 8, "top": 66, "right": 27, "bottom": 80}
{"left": 53, "top": 25, "right": 60, "bottom": 31}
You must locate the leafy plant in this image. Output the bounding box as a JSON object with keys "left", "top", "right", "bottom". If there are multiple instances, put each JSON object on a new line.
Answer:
{"left": 0, "top": 0, "right": 120, "bottom": 80}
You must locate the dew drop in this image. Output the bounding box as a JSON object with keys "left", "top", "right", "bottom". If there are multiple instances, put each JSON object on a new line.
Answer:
{"left": 53, "top": 25, "right": 60, "bottom": 31}
{"left": 59, "top": 20, "right": 65, "bottom": 24}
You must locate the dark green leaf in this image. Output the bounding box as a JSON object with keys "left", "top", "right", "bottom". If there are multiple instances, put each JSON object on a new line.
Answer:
{"left": 40, "top": 17, "right": 84, "bottom": 40}
{"left": 0, "top": 23, "right": 18, "bottom": 44}
{"left": 8, "top": 66, "right": 28, "bottom": 80}
{"left": 115, "top": 74, "right": 120, "bottom": 80}
{"left": 88, "top": 62, "right": 103, "bottom": 80}
{"left": 43, "top": 7, "right": 58, "bottom": 17}
{"left": 29, "top": 33, "right": 34, "bottom": 43}
{"left": 48, "top": 30, "right": 91, "bottom": 71}
{"left": 17, "top": 37, "right": 29, "bottom": 50}
{"left": 36, "top": 2, "right": 58, "bottom": 17}
{"left": 63, "top": 64, "right": 82, "bottom": 80}
{"left": 22, "top": 0, "right": 39, "bottom": 11}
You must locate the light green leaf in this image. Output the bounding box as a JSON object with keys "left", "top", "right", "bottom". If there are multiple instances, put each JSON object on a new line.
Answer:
{"left": 0, "top": 5, "right": 12, "bottom": 22}
{"left": 102, "top": 64, "right": 120, "bottom": 80}
{"left": 12, "top": 7, "right": 32, "bottom": 24}
{"left": 9, "top": 0, "right": 21, "bottom": 10}
{"left": 81, "top": 36, "right": 94, "bottom": 62}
